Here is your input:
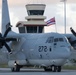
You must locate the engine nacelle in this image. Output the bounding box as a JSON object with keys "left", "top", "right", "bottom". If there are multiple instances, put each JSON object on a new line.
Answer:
{"left": 8, "top": 60, "right": 27, "bottom": 67}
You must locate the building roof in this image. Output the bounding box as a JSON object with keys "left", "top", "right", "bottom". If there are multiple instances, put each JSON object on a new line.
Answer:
{"left": 16, "top": 21, "right": 47, "bottom": 27}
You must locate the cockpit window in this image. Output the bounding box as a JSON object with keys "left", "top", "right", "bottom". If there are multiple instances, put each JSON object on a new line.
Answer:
{"left": 59, "top": 38, "right": 64, "bottom": 42}
{"left": 54, "top": 38, "right": 58, "bottom": 42}
{"left": 46, "top": 37, "right": 54, "bottom": 43}
{"left": 54, "top": 38, "right": 64, "bottom": 42}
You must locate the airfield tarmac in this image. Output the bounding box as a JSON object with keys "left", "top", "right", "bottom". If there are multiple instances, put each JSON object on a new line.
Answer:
{"left": 0, "top": 68, "right": 76, "bottom": 75}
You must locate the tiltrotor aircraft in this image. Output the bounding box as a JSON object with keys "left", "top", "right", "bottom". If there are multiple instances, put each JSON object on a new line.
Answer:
{"left": 0, "top": 0, "right": 71, "bottom": 72}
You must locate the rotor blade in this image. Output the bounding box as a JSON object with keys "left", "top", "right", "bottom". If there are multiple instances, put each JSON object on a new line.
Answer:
{"left": 5, "top": 38, "right": 17, "bottom": 42}
{"left": 71, "top": 40, "right": 76, "bottom": 46}
{"left": 70, "top": 27, "right": 76, "bottom": 37}
{"left": 0, "top": 33, "right": 2, "bottom": 42}
{"left": 3, "top": 27, "right": 11, "bottom": 38}
{"left": 0, "top": 33, "right": 2, "bottom": 37}
{"left": 4, "top": 42, "right": 11, "bottom": 52}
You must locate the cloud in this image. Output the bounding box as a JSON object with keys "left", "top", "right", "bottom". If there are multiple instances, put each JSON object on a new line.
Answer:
{"left": 57, "top": 4, "right": 76, "bottom": 28}
{"left": 10, "top": 12, "right": 19, "bottom": 26}
{"left": 0, "top": 0, "right": 76, "bottom": 7}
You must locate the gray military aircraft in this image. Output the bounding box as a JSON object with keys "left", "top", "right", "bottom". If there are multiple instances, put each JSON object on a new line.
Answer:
{"left": 0, "top": 0, "right": 71, "bottom": 72}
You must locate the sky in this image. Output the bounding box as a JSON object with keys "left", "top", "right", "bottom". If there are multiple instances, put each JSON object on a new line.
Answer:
{"left": 0, "top": 0, "right": 76, "bottom": 33}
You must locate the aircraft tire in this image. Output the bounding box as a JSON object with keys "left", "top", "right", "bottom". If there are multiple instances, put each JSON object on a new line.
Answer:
{"left": 57, "top": 66, "right": 61, "bottom": 72}
{"left": 15, "top": 64, "right": 20, "bottom": 72}
{"left": 44, "top": 67, "right": 52, "bottom": 72}
{"left": 11, "top": 63, "right": 20, "bottom": 72}
{"left": 51, "top": 65, "right": 57, "bottom": 72}
{"left": 11, "top": 68, "right": 15, "bottom": 72}
{"left": 11, "top": 66, "right": 20, "bottom": 72}
{"left": 44, "top": 67, "right": 48, "bottom": 71}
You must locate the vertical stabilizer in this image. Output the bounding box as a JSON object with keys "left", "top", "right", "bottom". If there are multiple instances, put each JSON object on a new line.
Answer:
{"left": 2, "top": 0, "right": 10, "bottom": 34}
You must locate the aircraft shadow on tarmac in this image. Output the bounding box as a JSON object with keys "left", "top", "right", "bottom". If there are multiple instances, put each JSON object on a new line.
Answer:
{"left": 0, "top": 68, "right": 76, "bottom": 73}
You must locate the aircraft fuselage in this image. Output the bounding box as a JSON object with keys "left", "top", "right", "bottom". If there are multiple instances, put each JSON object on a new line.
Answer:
{"left": 7, "top": 32, "right": 71, "bottom": 67}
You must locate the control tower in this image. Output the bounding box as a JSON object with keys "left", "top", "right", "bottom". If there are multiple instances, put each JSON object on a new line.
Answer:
{"left": 16, "top": 4, "right": 47, "bottom": 33}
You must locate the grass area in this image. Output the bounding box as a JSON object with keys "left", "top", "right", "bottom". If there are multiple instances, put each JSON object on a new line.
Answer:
{"left": 62, "top": 65, "right": 76, "bottom": 70}
{"left": 0, "top": 64, "right": 8, "bottom": 68}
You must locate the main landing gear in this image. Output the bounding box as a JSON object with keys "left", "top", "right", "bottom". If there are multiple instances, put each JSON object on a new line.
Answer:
{"left": 11, "top": 61, "right": 22, "bottom": 72}
{"left": 44, "top": 65, "right": 61, "bottom": 72}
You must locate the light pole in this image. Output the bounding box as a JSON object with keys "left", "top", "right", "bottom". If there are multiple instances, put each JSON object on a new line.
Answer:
{"left": 61, "top": 0, "right": 67, "bottom": 34}
{"left": 64, "top": 0, "right": 67, "bottom": 34}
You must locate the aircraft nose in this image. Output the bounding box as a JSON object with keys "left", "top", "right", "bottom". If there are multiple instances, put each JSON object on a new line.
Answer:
{"left": 60, "top": 47, "right": 71, "bottom": 59}
{"left": 65, "top": 48, "right": 71, "bottom": 58}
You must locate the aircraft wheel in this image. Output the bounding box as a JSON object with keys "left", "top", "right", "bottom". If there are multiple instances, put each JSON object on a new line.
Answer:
{"left": 15, "top": 64, "right": 20, "bottom": 72}
{"left": 44, "top": 67, "right": 48, "bottom": 71}
{"left": 11, "top": 62, "right": 20, "bottom": 72}
{"left": 44, "top": 66, "right": 61, "bottom": 72}
{"left": 51, "top": 65, "right": 57, "bottom": 72}
{"left": 44, "top": 67, "right": 52, "bottom": 71}
{"left": 11, "top": 66, "right": 20, "bottom": 72}
{"left": 57, "top": 66, "right": 61, "bottom": 72}
{"left": 11, "top": 68, "right": 15, "bottom": 72}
